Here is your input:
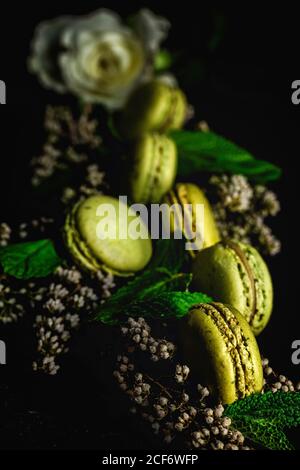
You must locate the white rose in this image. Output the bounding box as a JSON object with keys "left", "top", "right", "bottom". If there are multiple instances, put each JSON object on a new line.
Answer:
{"left": 28, "top": 9, "right": 170, "bottom": 109}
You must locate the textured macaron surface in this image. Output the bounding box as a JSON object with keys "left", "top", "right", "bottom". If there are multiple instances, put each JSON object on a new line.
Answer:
{"left": 164, "top": 183, "right": 220, "bottom": 254}
{"left": 65, "top": 195, "right": 152, "bottom": 275}
{"left": 130, "top": 133, "right": 177, "bottom": 203}
{"left": 119, "top": 81, "right": 187, "bottom": 139}
{"left": 192, "top": 241, "right": 273, "bottom": 335}
{"left": 182, "top": 302, "right": 263, "bottom": 404}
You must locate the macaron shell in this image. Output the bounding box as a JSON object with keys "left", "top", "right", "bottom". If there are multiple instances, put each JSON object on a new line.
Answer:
{"left": 231, "top": 304, "right": 264, "bottom": 395}
{"left": 241, "top": 243, "right": 273, "bottom": 335}
{"left": 181, "top": 302, "right": 263, "bottom": 404}
{"left": 119, "top": 81, "right": 173, "bottom": 139}
{"left": 182, "top": 305, "right": 238, "bottom": 403}
{"left": 177, "top": 183, "right": 221, "bottom": 250}
{"left": 192, "top": 242, "right": 252, "bottom": 318}
{"left": 160, "top": 88, "right": 187, "bottom": 132}
{"left": 164, "top": 183, "right": 220, "bottom": 254}
{"left": 130, "top": 133, "right": 177, "bottom": 203}
{"left": 74, "top": 195, "right": 152, "bottom": 274}
{"left": 65, "top": 201, "right": 144, "bottom": 276}
{"left": 171, "top": 89, "right": 187, "bottom": 128}
{"left": 64, "top": 208, "right": 104, "bottom": 273}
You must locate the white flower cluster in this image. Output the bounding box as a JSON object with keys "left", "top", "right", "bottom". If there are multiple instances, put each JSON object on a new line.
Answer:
{"left": 210, "top": 174, "right": 281, "bottom": 255}
{"left": 0, "top": 223, "right": 11, "bottom": 247}
{"left": 31, "top": 265, "right": 114, "bottom": 375}
{"left": 262, "top": 358, "right": 300, "bottom": 393}
{"left": 62, "top": 163, "right": 106, "bottom": 204}
{"left": 0, "top": 280, "right": 25, "bottom": 324}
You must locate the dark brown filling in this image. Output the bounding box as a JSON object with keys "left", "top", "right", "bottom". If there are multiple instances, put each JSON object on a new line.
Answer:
{"left": 209, "top": 303, "right": 255, "bottom": 397}
{"left": 223, "top": 240, "right": 257, "bottom": 323}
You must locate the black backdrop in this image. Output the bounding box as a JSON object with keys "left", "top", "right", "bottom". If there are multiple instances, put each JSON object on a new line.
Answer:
{"left": 0, "top": 1, "right": 299, "bottom": 450}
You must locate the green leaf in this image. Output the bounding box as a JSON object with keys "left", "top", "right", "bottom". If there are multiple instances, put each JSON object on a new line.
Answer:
{"left": 148, "top": 238, "right": 186, "bottom": 273}
{"left": 0, "top": 239, "right": 62, "bottom": 279}
{"left": 170, "top": 130, "right": 282, "bottom": 183}
{"left": 94, "top": 268, "right": 192, "bottom": 325}
{"left": 154, "top": 50, "right": 173, "bottom": 72}
{"left": 125, "top": 291, "right": 213, "bottom": 319}
{"left": 225, "top": 391, "right": 300, "bottom": 450}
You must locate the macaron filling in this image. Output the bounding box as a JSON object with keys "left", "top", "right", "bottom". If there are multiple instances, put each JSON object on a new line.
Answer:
{"left": 242, "top": 246, "right": 269, "bottom": 332}
{"left": 134, "top": 134, "right": 176, "bottom": 203}
{"left": 223, "top": 241, "right": 268, "bottom": 333}
{"left": 65, "top": 207, "right": 105, "bottom": 272}
{"left": 164, "top": 185, "right": 199, "bottom": 250}
{"left": 223, "top": 241, "right": 256, "bottom": 322}
{"left": 165, "top": 183, "right": 220, "bottom": 254}
{"left": 159, "top": 89, "right": 186, "bottom": 132}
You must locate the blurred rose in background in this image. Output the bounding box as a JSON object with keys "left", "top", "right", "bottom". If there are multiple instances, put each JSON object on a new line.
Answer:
{"left": 28, "top": 8, "right": 169, "bottom": 109}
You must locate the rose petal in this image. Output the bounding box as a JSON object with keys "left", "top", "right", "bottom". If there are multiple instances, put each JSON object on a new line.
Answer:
{"left": 132, "top": 9, "right": 170, "bottom": 54}
{"left": 28, "top": 16, "right": 75, "bottom": 93}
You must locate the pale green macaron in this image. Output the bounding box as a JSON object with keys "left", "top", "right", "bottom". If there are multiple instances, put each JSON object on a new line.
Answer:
{"left": 181, "top": 302, "right": 264, "bottom": 404}
{"left": 119, "top": 80, "right": 187, "bottom": 140}
{"left": 64, "top": 194, "right": 152, "bottom": 276}
{"left": 192, "top": 240, "right": 273, "bottom": 335}
{"left": 130, "top": 133, "right": 177, "bottom": 204}
{"left": 163, "top": 183, "right": 221, "bottom": 256}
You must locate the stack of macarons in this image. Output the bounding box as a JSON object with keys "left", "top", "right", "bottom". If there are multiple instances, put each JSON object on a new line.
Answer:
{"left": 62, "top": 78, "right": 275, "bottom": 406}
{"left": 181, "top": 237, "right": 273, "bottom": 403}
{"left": 119, "top": 80, "right": 188, "bottom": 204}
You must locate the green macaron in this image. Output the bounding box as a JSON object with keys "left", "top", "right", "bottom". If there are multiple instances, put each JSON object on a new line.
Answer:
{"left": 163, "top": 183, "right": 221, "bottom": 256}
{"left": 64, "top": 194, "right": 152, "bottom": 276}
{"left": 181, "top": 302, "right": 263, "bottom": 404}
{"left": 130, "top": 133, "right": 177, "bottom": 204}
{"left": 119, "top": 80, "right": 187, "bottom": 140}
{"left": 192, "top": 240, "right": 273, "bottom": 335}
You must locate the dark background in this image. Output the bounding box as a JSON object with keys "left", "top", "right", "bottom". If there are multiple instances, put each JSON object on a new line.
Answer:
{"left": 0, "top": 1, "right": 299, "bottom": 451}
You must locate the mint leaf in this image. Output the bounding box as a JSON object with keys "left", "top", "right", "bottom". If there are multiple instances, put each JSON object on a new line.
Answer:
{"left": 225, "top": 391, "right": 300, "bottom": 450}
{"left": 171, "top": 130, "right": 282, "bottom": 183}
{"left": 149, "top": 238, "right": 186, "bottom": 273}
{"left": 0, "top": 239, "right": 62, "bottom": 279}
{"left": 126, "top": 291, "right": 213, "bottom": 319}
{"left": 94, "top": 268, "right": 192, "bottom": 325}
{"left": 154, "top": 50, "right": 173, "bottom": 71}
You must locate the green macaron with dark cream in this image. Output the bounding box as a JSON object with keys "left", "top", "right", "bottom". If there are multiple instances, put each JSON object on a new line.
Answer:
{"left": 119, "top": 80, "right": 187, "bottom": 140}
{"left": 181, "top": 302, "right": 263, "bottom": 404}
{"left": 130, "top": 132, "right": 177, "bottom": 203}
{"left": 192, "top": 240, "right": 273, "bottom": 335}
{"left": 64, "top": 194, "right": 152, "bottom": 276}
{"left": 163, "top": 183, "right": 221, "bottom": 256}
